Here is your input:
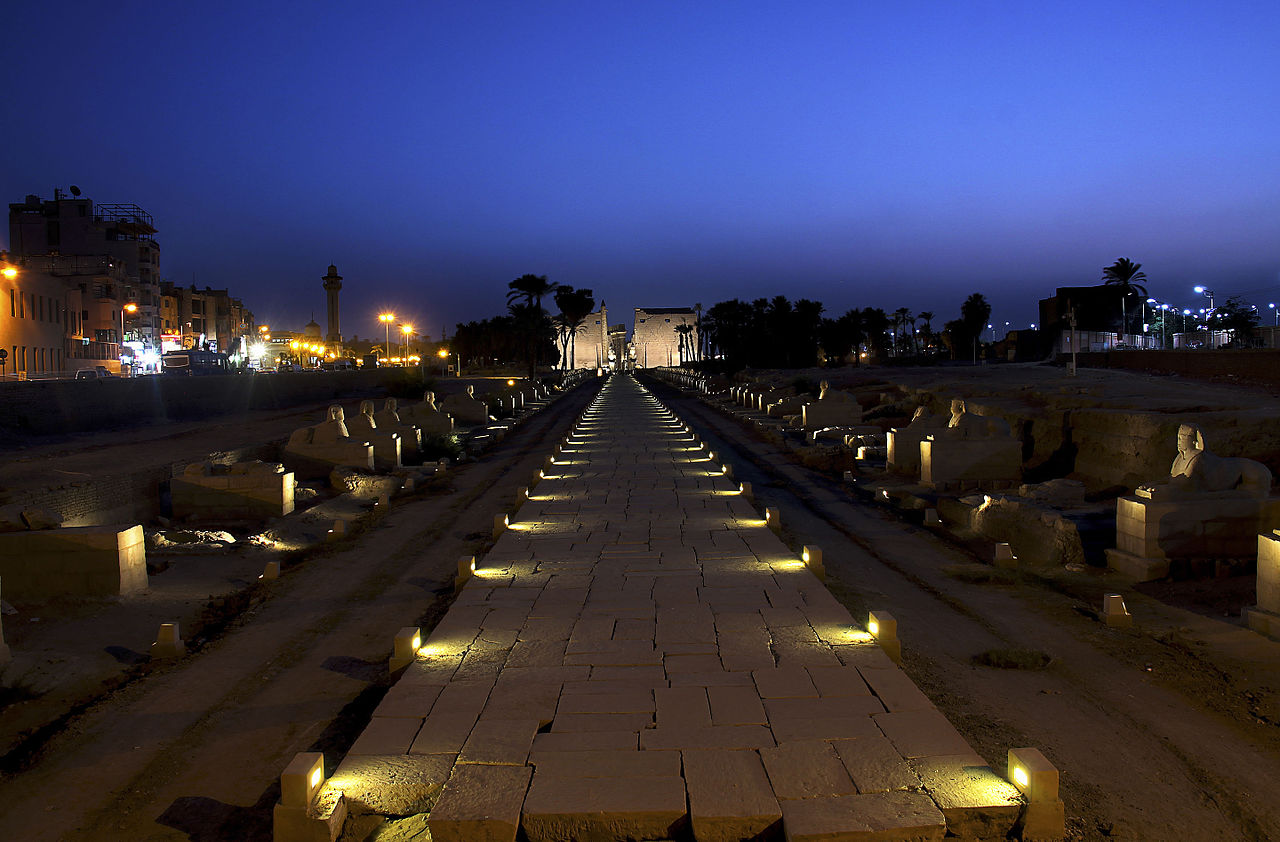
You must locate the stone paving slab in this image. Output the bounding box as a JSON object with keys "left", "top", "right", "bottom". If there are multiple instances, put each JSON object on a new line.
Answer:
{"left": 340, "top": 374, "right": 1023, "bottom": 839}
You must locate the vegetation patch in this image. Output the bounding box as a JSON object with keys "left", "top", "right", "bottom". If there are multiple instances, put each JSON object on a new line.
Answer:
{"left": 972, "top": 648, "right": 1053, "bottom": 670}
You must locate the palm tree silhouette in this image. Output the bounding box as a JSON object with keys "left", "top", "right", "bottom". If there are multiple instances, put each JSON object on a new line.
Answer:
{"left": 1101, "top": 258, "right": 1149, "bottom": 337}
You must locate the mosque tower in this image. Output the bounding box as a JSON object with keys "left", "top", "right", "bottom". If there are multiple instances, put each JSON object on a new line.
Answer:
{"left": 322, "top": 264, "right": 343, "bottom": 346}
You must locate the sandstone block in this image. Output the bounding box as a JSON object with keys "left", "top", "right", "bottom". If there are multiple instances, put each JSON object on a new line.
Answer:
{"left": 780, "top": 791, "right": 946, "bottom": 841}
{"left": 760, "top": 741, "right": 856, "bottom": 800}
{"left": 683, "top": 749, "right": 782, "bottom": 842}
{"left": 521, "top": 773, "right": 688, "bottom": 842}
{"left": 427, "top": 764, "right": 531, "bottom": 842}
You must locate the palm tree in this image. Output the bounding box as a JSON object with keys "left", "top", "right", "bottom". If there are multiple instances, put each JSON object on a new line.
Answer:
{"left": 553, "top": 285, "right": 595, "bottom": 369}
{"left": 918, "top": 311, "right": 935, "bottom": 353}
{"left": 1101, "top": 258, "right": 1149, "bottom": 337}
{"left": 507, "top": 274, "right": 558, "bottom": 377}
{"left": 674, "top": 323, "right": 695, "bottom": 365}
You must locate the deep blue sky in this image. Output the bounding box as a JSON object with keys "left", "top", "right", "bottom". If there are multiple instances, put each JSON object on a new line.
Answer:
{"left": 6, "top": 1, "right": 1280, "bottom": 339}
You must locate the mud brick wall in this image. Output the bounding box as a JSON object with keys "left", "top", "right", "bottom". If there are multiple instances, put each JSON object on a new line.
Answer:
{"left": 1077, "top": 349, "right": 1280, "bottom": 389}
{"left": 11, "top": 443, "right": 287, "bottom": 527}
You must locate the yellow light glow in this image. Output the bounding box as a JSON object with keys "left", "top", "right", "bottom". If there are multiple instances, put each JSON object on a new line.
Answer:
{"left": 1012, "top": 766, "right": 1029, "bottom": 788}
{"left": 438, "top": 348, "right": 448, "bottom": 358}
{"left": 309, "top": 767, "right": 323, "bottom": 789}
{"left": 1, "top": 266, "right": 17, "bottom": 280}
{"left": 868, "top": 619, "right": 880, "bottom": 636}
{"left": 470, "top": 559, "right": 476, "bottom": 572}
{"left": 379, "top": 312, "right": 395, "bottom": 323}
{"left": 401, "top": 324, "right": 413, "bottom": 335}
{"left": 411, "top": 633, "right": 422, "bottom": 651}
{"left": 124, "top": 302, "right": 138, "bottom": 313}
{"left": 507, "top": 379, "right": 516, "bottom": 386}
{"left": 802, "top": 548, "right": 810, "bottom": 562}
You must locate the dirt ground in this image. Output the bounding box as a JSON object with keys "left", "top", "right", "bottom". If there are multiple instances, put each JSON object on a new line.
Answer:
{"left": 0, "top": 365, "right": 1278, "bottom": 840}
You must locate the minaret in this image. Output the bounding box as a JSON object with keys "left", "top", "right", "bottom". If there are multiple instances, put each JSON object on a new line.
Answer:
{"left": 322, "top": 264, "right": 343, "bottom": 345}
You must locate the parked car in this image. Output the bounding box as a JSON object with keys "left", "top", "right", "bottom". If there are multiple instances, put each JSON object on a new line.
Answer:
{"left": 74, "top": 366, "right": 115, "bottom": 380}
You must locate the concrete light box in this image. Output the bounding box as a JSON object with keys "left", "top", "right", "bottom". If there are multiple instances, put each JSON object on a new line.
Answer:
{"left": 868, "top": 610, "right": 901, "bottom": 664}
{"left": 390, "top": 626, "right": 422, "bottom": 672}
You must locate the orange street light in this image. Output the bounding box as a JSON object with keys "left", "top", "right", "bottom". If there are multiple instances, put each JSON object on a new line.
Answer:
{"left": 379, "top": 313, "right": 395, "bottom": 363}
{"left": 2, "top": 266, "right": 17, "bottom": 280}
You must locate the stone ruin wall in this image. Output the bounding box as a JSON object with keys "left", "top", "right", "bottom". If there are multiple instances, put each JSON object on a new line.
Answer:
{"left": 911, "top": 393, "right": 1280, "bottom": 494}
{"left": 11, "top": 442, "right": 282, "bottom": 527}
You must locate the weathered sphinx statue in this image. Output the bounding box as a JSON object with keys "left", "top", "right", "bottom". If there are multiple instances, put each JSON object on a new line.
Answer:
{"left": 1139, "top": 423, "right": 1271, "bottom": 499}
{"left": 1109, "top": 423, "right": 1279, "bottom": 581}
{"left": 919, "top": 398, "right": 1020, "bottom": 490}
{"left": 284, "top": 405, "right": 374, "bottom": 477}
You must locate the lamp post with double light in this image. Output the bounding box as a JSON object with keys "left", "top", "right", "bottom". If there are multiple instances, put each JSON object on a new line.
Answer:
{"left": 378, "top": 312, "right": 395, "bottom": 364}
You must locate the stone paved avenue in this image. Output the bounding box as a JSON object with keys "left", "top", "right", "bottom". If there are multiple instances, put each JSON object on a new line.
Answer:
{"left": 328, "top": 374, "right": 1023, "bottom": 841}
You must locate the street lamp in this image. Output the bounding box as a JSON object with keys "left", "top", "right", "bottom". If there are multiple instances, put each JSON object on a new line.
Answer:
{"left": 378, "top": 313, "right": 395, "bottom": 364}
{"left": 400, "top": 323, "right": 414, "bottom": 365}
{"left": 1270, "top": 303, "right": 1277, "bottom": 326}
{"left": 119, "top": 302, "right": 138, "bottom": 376}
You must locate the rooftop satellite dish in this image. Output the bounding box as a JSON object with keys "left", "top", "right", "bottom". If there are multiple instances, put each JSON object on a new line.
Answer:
{"left": 69, "top": 185, "right": 82, "bottom": 196}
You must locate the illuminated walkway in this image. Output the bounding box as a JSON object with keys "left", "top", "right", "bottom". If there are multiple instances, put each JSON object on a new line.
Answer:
{"left": 329, "top": 374, "right": 1022, "bottom": 840}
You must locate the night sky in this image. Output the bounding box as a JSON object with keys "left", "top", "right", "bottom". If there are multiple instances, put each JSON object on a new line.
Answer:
{"left": 5, "top": 2, "right": 1280, "bottom": 340}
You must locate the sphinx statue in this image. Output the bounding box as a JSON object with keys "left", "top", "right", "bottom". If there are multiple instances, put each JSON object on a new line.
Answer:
{"left": 283, "top": 404, "right": 374, "bottom": 477}
{"left": 802, "top": 380, "right": 862, "bottom": 430}
{"left": 919, "top": 399, "right": 1020, "bottom": 490}
{"left": 406, "top": 390, "right": 454, "bottom": 436}
{"left": 886, "top": 406, "right": 948, "bottom": 475}
{"left": 1109, "top": 423, "right": 1279, "bottom": 581}
{"left": 375, "top": 397, "right": 422, "bottom": 461}
{"left": 439, "top": 385, "right": 492, "bottom": 426}
{"left": 346, "top": 400, "right": 402, "bottom": 471}
{"left": 941, "top": 398, "right": 1012, "bottom": 439}
{"left": 1140, "top": 423, "right": 1272, "bottom": 500}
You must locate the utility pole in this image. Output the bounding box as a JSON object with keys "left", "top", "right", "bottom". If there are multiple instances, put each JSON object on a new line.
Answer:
{"left": 1067, "top": 307, "right": 1078, "bottom": 377}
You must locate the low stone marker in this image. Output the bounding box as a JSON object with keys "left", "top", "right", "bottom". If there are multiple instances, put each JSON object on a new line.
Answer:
{"left": 1245, "top": 530, "right": 1280, "bottom": 639}
{"left": 273, "top": 751, "right": 347, "bottom": 842}
{"left": 1102, "top": 593, "right": 1133, "bottom": 628}
{"left": 0, "top": 524, "right": 148, "bottom": 599}
{"left": 0, "top": 577, "right": 11, "bottom": 666}
{"left": 151, "top": 622, "right": 185, "bottom": 659}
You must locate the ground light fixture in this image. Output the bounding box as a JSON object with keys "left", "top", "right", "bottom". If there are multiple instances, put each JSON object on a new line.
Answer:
{"left": 389, "top": 626, "right": 422, "bottom": 672}
{"left": 867, "top": 610, "right": 901, "bottom": 664}
{"left": 455, "top": 556, "right": 477, "bottom": 592}
{"left": 739, "top": 482, "right": 753, "bottom": 500}
{"left": 493, "top": 513, "right": 509, "bottom": 539}
{"left": 802, "top": 545, "right": 825, "bottom": 580}
{"left": 280, "top": 752, "right": 326, "bottom": 809}
{"left": 765, "top": 507, "right": 780, "bottom": 534}
{"left": 1007, "top": 747, "right": 1066, "bottom": 838}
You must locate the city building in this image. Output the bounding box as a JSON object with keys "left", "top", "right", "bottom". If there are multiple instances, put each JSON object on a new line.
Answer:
{"left": 9, "top": 191, "right": 162, "bottom": 353}
{"left": 633, "top": 307, "right": 698, "bottom": 368}
{"left": 4, "top": 189, "right": 256, "bottom": 375}
{"left": 157, "top": 281, "right": 256, "bottom": 357}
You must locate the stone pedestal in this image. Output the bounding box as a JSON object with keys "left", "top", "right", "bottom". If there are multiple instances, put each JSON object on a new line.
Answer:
{"left": 802, "top": 399, "right": 862, "bottom": 430}
{"left": 1107, "top": 493, "right": 1280, "bottom": 582}
{"left": 346, "top": 418, "right": 402, "bottom": 472}
{"left": 0, "top": 525, "right": 147, "bottom": 599}
{"left": 172, "top": 461, "right": 296, "bottom": 520}
{"left": 920, "top": 438, "right": 1021, "bottom": 491}
{"left": 1246, "top": 530, "right": 1280, "bottom": 639}
{"left": 284, "top": 440, "right": 375, "bottom": 480}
